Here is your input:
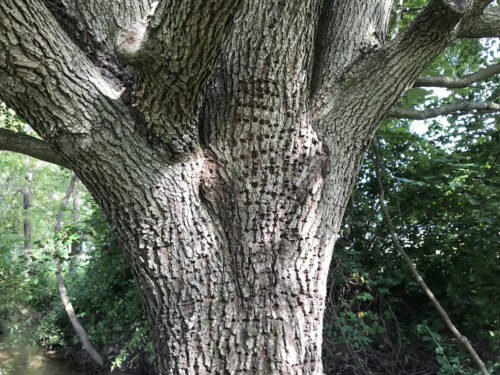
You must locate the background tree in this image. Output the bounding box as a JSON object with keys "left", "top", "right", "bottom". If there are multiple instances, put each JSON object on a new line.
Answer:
{"left": 0, "top": 0, "right": 499, "bottom": 374}
{"left": 0, "top": 142, "right": 149, "bottom": 372}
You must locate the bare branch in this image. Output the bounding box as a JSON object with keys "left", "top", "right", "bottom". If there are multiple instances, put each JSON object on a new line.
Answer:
{"left": 401, "top": 6, "right": 426, "bottom": 12}
{"left": 54, "top": 173, "right": 78, "bottom": 232}
{"left": 372, "top": 138, "right": 488, "bottom": 375}
{"left": 414, "top": 62, "right": 500, "bottom": 88}
{"left": 54, "top": 173, "right": 104, "bottom": 367}
{"left": 458, "top": 6, "right": 500, "bottom": 38}
{"left": 0, "top": 129, "right": 69, "bottom": 168}
{"left": 387, "top": 101, "right": 500, "bottom": 119}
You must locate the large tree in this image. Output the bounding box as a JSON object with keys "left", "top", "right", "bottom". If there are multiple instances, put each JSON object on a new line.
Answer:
{"left": 0, "top": 0, "right": 499, "bottom": 373}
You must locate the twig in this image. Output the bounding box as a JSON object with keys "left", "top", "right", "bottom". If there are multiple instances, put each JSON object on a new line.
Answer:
{"left": 372, "top": 136, "right": 488, "bottom": 375}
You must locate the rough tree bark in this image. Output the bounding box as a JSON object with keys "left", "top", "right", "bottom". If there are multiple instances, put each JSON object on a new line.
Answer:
{"left": 0, "top": 0, "right": 498, "bottom": 374}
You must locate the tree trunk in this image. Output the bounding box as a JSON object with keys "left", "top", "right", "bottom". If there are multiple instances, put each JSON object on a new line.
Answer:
{"left": 0, "top": 0, "right": 492, "bottom": 374}
{"left": 69, "top": 179, "right": 81, "bottom": 271}
{"left": 22, "top": 156, "right": 32, "bottom": 277}
{"left": 80, "top": 150, "right": 344, "bottom": 374}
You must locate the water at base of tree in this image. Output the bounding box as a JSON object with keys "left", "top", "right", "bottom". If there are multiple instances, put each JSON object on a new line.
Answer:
{"left": 0, "top": 344, "right": 91, "bottom": 375}
{"left": 0, "top": 326, "right": 138, "bottom": 375}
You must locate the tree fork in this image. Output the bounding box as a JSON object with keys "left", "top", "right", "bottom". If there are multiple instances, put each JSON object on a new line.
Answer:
{"left": 0, "top": 0, "right": 497, "bottom": 374}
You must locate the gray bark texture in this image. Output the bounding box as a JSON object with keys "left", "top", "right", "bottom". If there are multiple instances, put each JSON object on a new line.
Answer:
{"left": 0, "top": 0, "right": 498, "bottom": 374}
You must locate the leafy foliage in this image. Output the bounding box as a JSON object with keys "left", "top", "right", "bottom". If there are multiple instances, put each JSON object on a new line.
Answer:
{"left": 324, "top": 115, "right": 500, "bottom": 374}
{"left": 321, "top": 6, "right": 499, "bottom": 372}
{"left": 0, "top": 107, "right": 151, "bottom": 372}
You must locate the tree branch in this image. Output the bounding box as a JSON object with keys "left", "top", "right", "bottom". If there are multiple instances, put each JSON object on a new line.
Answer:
{"left": 0, "top": 0, "right": 125, "bottom": 156}
{"left": 387, "top": 101, "right": 500, "bottom": 119}
{"left": 114, "top": 0, "right": 242, "bottom": 107}
{"left": 54, "top": 173, "right": 104, "bottom": 367}
{"left": 414, "top": 62, "right": 500, "bottom": 88}
{"left": 0, "top": 129, "right": 69, "bottom": 168}
{"left": 458, "top": 6, "right": 500, "bottom": 38}
{"left": 311, "top": 0, "right": 393, "bottom": 95}
{"left": 311, "top": 0, "right": 487, "bottom": 128}
{"left": 41, "top": 0, "right": 153, "bottom": 80}
{"left": 372, "top": 138, "right": 488, "bottom": 375}
{"left": 111, "top": 0, "right": 244, "bottom": 151}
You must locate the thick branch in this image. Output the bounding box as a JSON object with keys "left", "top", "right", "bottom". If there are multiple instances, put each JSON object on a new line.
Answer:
{"left": 112, "top": 0, "right": 243, "bottom": 153}
{"left": 373, "top": 138, "right": 488, "bottom": 375}
{"left": 311, "top": 0, "right": 393, "bottom": 95}
{"left": 458, "top": 6, "right": 500, "bottom": 37}
{"left": 115, "top": 0, "right": 242, "bottom": 102}
{"left": 0, "top": 0, "right": 125, "bottom": 157}
{"left": 414, "top": 62, "right": 500, "bottom": 88}
{"left": 387, "top": 101, "right": 500, "bottom": 119}
{"left": 312, "top": 0, "right": 491, "bottom": 134}
{"left": 0, "top": 129, "right": 69, "bottom": 168}
{"left": 41, "top": 0, "right": 153, "bottom": 80}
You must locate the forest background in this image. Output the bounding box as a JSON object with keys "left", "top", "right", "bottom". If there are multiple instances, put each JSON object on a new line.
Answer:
{"left": 0, "top": 1, "right": 499, "bottom": 374}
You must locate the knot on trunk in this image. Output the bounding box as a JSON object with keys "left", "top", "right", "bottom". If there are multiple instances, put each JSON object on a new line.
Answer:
{"left": 444, "top": 0, "right": 467, "bottom": 14}
{"left": 114, "top": 23, "right": 148, "bottom": 66}
{"left": 114, "top": 2, "right": 159, "bottom": 68}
